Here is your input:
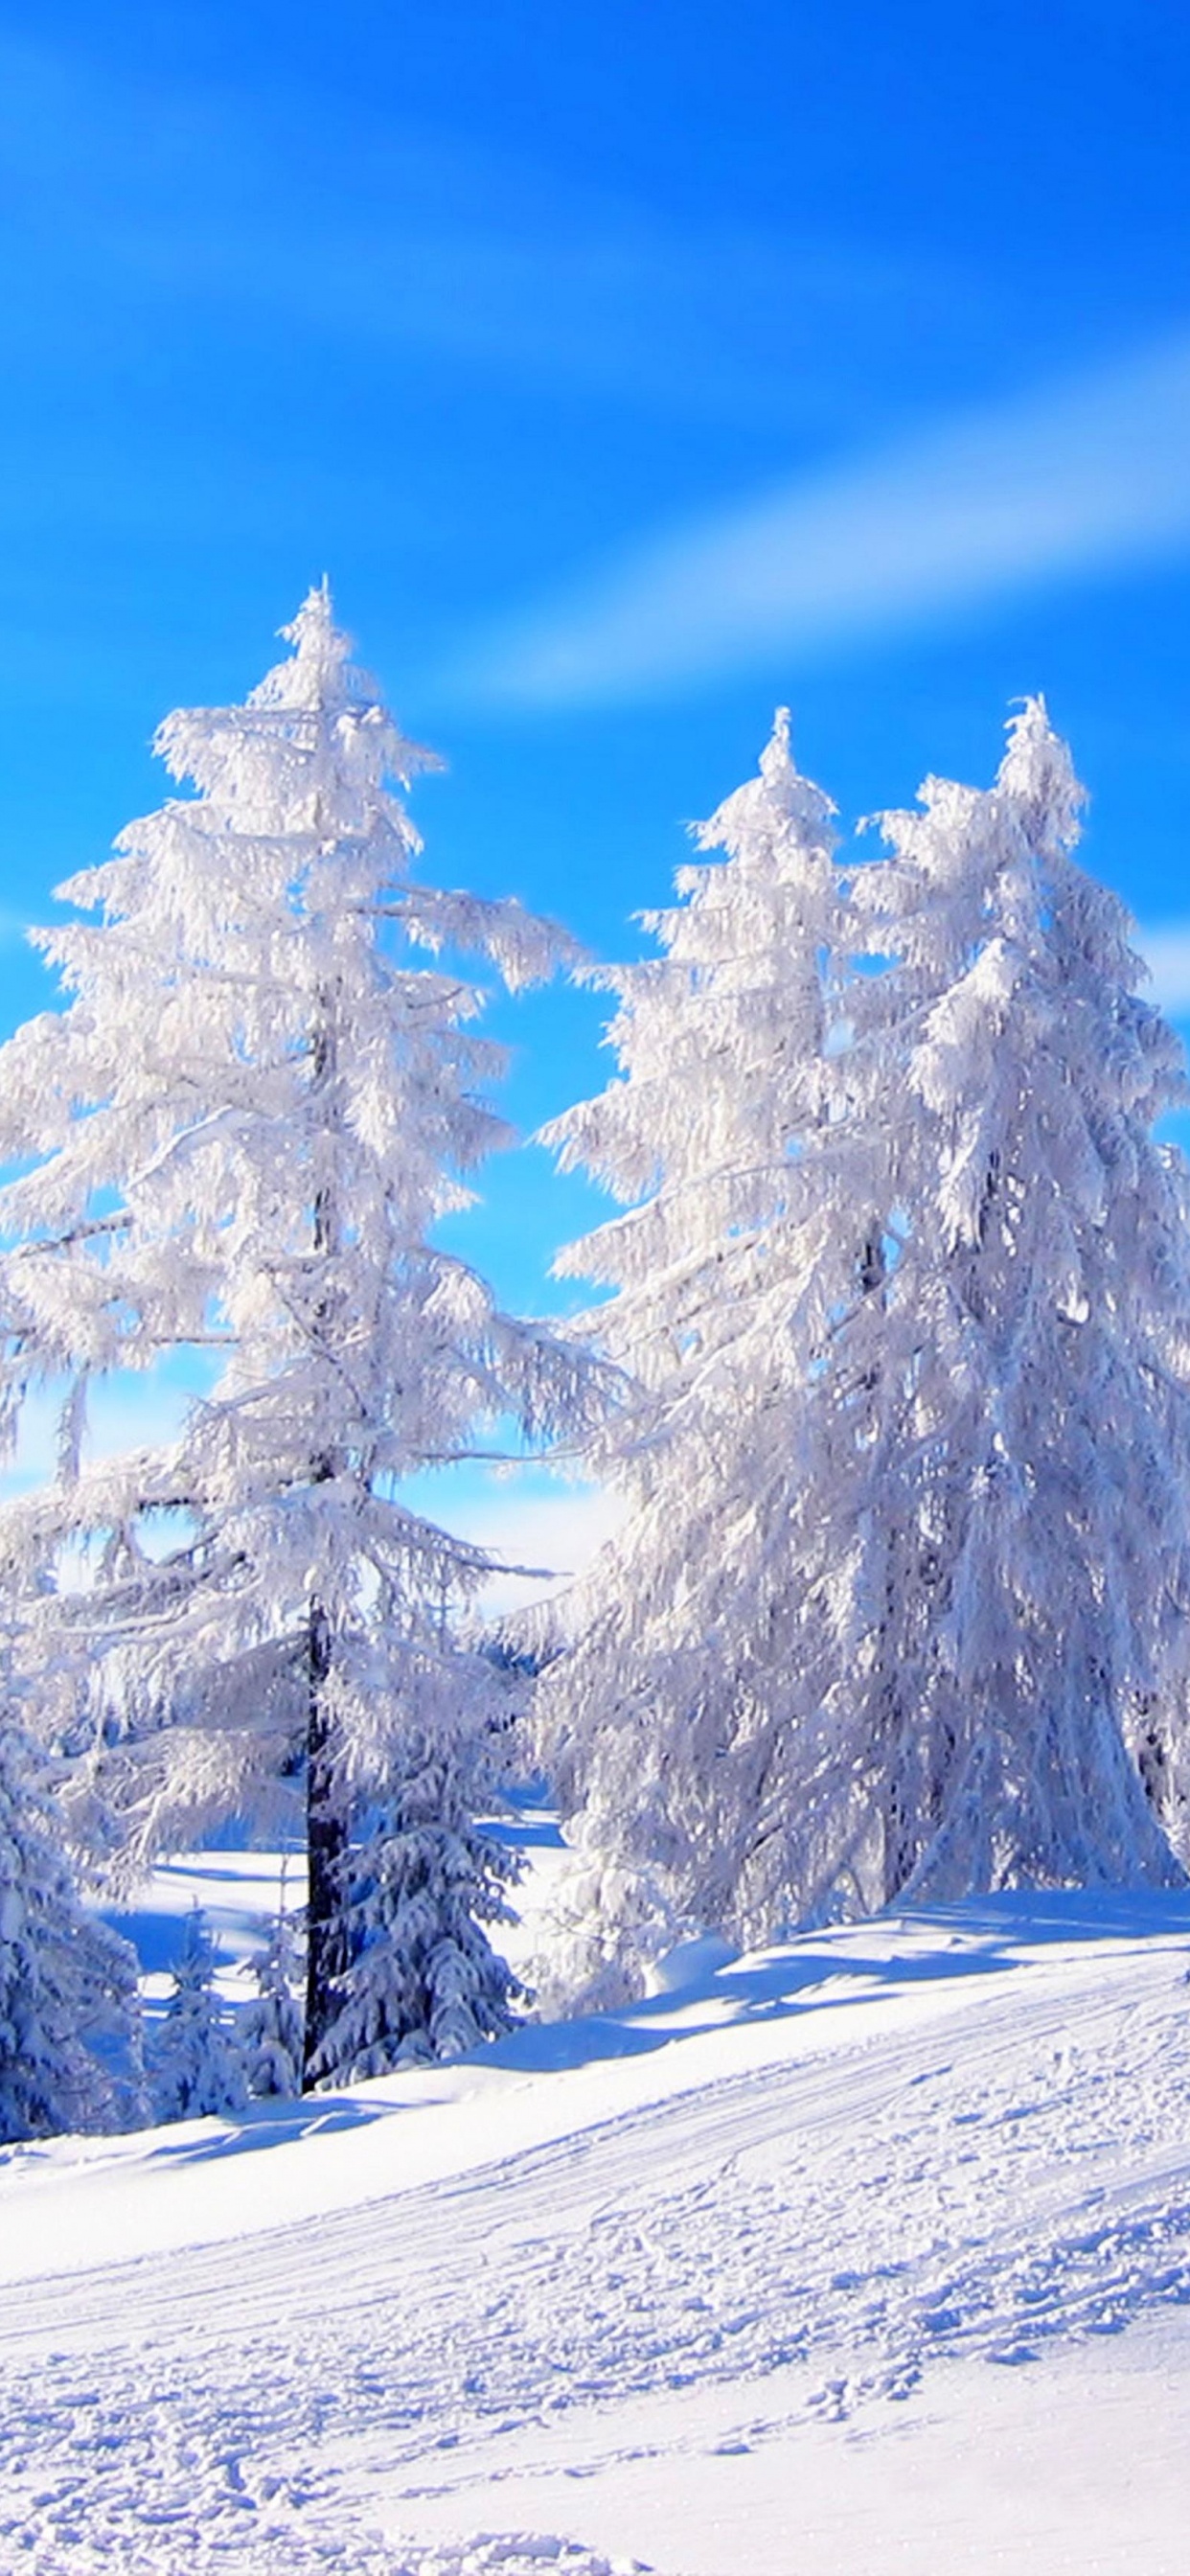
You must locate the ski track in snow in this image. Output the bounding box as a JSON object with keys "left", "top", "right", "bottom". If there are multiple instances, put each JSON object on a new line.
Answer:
{"left": 3, "top": 1925, "right": 1190, "bottom": 2571}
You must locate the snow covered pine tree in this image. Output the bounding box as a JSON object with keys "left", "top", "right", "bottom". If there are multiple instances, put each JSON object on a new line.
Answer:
{"left": 536, "top": 702, "right": 1190, "bottom": 1995}
{"left": 0, "top": 587, "right": 598, "bottom": 2084}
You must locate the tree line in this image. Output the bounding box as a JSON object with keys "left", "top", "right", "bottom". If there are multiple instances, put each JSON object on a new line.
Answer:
{"left": 3, "top": 586, "right": 1189, "bottom": 2139}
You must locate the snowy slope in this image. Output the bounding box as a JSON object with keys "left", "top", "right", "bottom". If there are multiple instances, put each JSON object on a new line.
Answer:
{"left": 3, "top": 1870, "right": 1190, "bottom": 2574}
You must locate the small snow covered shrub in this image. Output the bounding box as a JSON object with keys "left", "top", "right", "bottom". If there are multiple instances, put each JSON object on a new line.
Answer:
{"left": 239, "top": 1901, "right": 305, "bottom": 2100}
{"left": 150, "top": 1905, "right": 246, "bottom": 2124}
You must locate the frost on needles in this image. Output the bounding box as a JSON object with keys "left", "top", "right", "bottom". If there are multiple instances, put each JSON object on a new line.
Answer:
{"left": 536, "top": 701, "right": 1190, "bottom": 2001}
{"left": 0, "top": 586, "right": 603, "bottom": 2091}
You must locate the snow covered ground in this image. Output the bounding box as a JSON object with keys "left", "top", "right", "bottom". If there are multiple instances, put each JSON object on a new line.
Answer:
{"left": 3, "top": 1831, "right": 1190, "bottom": 2573}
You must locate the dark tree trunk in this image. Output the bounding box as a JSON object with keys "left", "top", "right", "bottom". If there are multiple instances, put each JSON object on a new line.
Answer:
{"left": 881, "top": 1750, "right": 919, "bottom": 1906}
{"left": 302, "top": 985, "right": 350, "bottom": 2090}
{"left": 302, "top": 1598, "right": 349, "bottom": 2088}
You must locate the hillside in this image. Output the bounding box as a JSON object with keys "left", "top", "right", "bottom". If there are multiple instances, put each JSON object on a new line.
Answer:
{"left": 3, "top": 1851, "right": 1190, "bottom": 2574}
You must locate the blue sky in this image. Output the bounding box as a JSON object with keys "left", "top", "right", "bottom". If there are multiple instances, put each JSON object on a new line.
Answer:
{"left": 2, "top": 0, "right": 1190, "bottom": 1371}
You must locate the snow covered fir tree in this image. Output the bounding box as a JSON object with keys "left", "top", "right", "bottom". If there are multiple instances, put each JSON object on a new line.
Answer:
{"left": 0, "top": 586, "right": 601, "bottom": 2089}
{"left": 311, "top": 1743, "right": 523, "bottom": 2079}
{"left": 533, "top": 700, "right": 1190, "bottom": 1998}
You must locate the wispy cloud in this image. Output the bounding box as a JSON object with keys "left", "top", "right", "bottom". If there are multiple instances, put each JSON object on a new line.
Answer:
{"left": 0, "top": 33, "right": 969, "bottom": 437}
{"left": 459, "top": 332, "right": 1190, "bottom": 707}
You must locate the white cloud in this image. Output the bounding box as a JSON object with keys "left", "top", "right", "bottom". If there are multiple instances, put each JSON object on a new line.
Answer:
{"left": 461, "top": 331, "right": 1190, "bottom": 707}
{"left": 1136, "top": 925, "right": 1190, "bottom": 1020}
{"left": 445, "top": 1476, "right": 625, "bottom": 1620}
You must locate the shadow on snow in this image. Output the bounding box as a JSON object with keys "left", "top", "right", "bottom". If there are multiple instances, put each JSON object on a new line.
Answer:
{"left": 112, "top": 1884, "right": 1190, "bottom": 2165}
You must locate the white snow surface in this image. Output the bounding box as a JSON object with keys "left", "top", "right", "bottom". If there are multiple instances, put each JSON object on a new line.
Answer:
{"left": 4, "top": 1852, "right": 1190, "bottom": 2573}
